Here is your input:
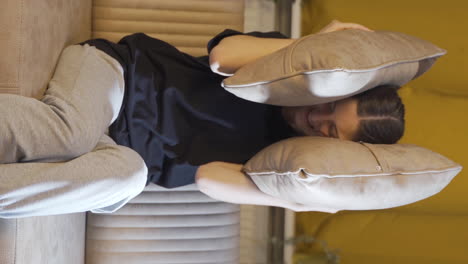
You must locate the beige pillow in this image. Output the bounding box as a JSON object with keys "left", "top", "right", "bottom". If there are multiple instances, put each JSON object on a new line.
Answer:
{"left": 223, "top": 29, "right": 446, "bottom": 106}
{"left": 244, "top": 137, "right": 461, "bottom": 212}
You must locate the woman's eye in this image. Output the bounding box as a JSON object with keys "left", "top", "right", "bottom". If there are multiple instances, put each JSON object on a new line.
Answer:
{"left": 324, "top": 102, "right": 336, "bottom": 114}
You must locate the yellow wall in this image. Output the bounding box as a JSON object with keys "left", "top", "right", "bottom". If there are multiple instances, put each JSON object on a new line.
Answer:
{"left": 297, "top": 1, "right": 468, "bottom": 263}
{"left": 301, "top": 0, "right": 468, "bottom": 96}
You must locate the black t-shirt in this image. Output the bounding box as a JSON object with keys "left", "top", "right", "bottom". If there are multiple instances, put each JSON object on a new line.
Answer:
{"left": 82, "top": 29, "right": 294, "bottom": 188}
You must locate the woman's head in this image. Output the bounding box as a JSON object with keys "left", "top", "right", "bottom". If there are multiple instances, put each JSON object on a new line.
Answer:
{"left": 281, "top": 85, "right": 405, "bottom": 144}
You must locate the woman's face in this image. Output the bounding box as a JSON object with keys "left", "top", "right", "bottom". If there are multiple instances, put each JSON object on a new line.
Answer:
{"left": 281, "top": 98, "right": 360, "bottom": 141}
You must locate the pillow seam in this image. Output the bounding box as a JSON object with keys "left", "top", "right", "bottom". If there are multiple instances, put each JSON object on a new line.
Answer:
{"left": 245, "top": 166, "right": 461, "bottom": 178}
{"left": 222, "top": 52, "right": 445, "bottom": 88}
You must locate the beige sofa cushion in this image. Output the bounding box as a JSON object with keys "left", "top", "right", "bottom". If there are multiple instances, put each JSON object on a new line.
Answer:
{"left": 244, "top": 137, "right": 462, "bottom": 212}
{"left": 223, "top": 29, "right": 446, "bottom": 106}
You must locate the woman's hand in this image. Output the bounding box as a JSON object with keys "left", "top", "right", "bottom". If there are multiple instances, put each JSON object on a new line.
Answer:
{"left": 285, "top": 202, "right": 340, "bottom": 213}
{"left": 209, "top": 36, "right": 295, "bottom": 76}
{"left": 318, "top": 20, "right": 373, "bottom": 34}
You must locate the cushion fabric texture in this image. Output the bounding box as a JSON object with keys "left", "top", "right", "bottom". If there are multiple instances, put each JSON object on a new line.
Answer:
{"left": 244, "top": 137, "right": 461, "bottom": 212}
{"left": 0, "top": 0, "right": 91, "bottom": 98}
{"left": 222, "top": 29, "right": 446, "bottom": 106}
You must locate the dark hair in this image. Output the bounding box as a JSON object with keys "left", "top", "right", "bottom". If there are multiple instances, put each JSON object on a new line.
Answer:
{"left": 352, "top": 85, "right": 405, "bottom": 144}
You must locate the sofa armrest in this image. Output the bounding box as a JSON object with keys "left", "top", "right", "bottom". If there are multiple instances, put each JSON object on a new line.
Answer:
{"left": 0, "top": 1, "right": 92, "bottom": 264}
{"left": 0, "top": 0, "right": 92, "bottom": 98}
{"left": 0, "top": 213, "right": 86, "bottom": 264}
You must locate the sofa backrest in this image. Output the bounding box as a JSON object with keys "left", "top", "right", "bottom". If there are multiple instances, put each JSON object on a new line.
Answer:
{"left": 86, "top": 1, "right": 246, "bottom": 264}
{"left": 92, "top": 0, "right": 245, "bottom": 57}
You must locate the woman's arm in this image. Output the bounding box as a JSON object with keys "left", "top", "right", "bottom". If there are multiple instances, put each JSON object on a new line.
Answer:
{"left": 209, "top": 20, "right": 372, "bottom": 76}
{"left": 316, "top": 19, "right": 372, "bottom": 34}
{"left": 195, "top": 161, "right": 338, "bottom": 213}
{"left": 196, "top": 162, "right": 294, "bottom": 207}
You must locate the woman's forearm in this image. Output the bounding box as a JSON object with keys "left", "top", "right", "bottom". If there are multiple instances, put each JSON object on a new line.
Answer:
{"left": 208, "top": 21, "right": 371, "bottom": 76}
{"left": 195, "top": 162, "right": 297, "bottom": 208}
{"left": 195, "top": 162, "right": 339, "bottom": 213}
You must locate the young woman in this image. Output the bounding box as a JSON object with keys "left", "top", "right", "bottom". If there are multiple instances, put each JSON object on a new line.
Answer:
{"left": 199, "top": 21, "right": 405, "bottom": 211}
{"left": 195, "top": 86, "right": 404, "bottom": 213}
{"left": 0, "top": 21, "right": 404, "bottom": 216}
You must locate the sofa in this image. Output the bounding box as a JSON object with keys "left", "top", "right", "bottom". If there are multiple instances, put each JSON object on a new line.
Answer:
{"left": 0, "top": 0, "right": 247, "bottom": 263}
{"left": 295, "top": 1, "right": 468, "bottom": 263}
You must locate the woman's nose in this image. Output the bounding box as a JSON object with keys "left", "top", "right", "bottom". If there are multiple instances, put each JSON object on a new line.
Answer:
{"left": 308, "top": 113, "right": 333, "bottom": 135}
